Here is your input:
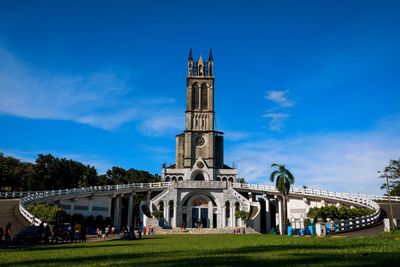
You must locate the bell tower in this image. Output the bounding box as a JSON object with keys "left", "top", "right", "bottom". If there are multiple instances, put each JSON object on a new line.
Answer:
{"left": 174, "top": 49, "right": 224, "bottom": 174}
{"left": 162, "top": 49, "right": 237, "bottom": 182}
{"left": 185, "top": 48, "right": 215, "bottom": 132}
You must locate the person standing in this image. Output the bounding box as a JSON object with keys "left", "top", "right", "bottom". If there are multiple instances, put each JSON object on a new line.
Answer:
{"left": 5, "top": 223, "right": 11, "bottom": 243}
{"left": 51, "top": 223, "right": 59, "bottom": 244}
{"left": 43, "top": 224, "right": 51, "bottom": 244}
{"left": 137, "top": 221, "right": 143, "bottom": 239}
{"left": 80, "top": 223, "right": 86, "bottom": 242}
{"left": 74, "top": 222, "right": 81, "bottom": 242}
{"left": 0, "top": 227, "right": 4, "bottom": 244}
{"left": 38, "top": 222, "right": 44, "bottom": 242}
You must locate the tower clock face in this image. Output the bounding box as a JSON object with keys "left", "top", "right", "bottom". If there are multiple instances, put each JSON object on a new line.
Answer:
{"left": 195, "top": 136, "right": 205, "bottom": 146}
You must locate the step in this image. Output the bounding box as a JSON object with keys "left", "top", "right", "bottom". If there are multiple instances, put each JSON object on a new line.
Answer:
{"left": 0, "top": 199, "right": 30, "bottom": 236}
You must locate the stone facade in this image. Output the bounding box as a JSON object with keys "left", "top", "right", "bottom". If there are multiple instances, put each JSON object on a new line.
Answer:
{"left": 162, "top": 49, "right": 237, "bottom": 183}
{"left": 143, "top": 50, "right": 245, "bottom": 229}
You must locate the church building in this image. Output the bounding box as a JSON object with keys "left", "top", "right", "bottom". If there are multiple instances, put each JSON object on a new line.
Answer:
{"left": 141, "top": 50, "right": 251, "bottom": 229}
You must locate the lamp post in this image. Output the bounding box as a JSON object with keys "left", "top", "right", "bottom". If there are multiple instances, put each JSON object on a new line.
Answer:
{"left": 379, "top": 171, "right": 395, "bottom": 231}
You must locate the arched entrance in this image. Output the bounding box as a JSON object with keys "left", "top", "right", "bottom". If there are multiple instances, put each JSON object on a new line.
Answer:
{"left": 191, "top": 197, "right": 208, "bottom": 227}
{"left": 180, "top": 193, "right": 218, "bottom": 228}
{"left": 190, "top": 169, "right": 209, "bottom": 181}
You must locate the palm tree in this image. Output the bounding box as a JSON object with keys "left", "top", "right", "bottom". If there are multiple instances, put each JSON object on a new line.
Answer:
{"left": 270, "top": 163, "right": 295, "bottom": 235}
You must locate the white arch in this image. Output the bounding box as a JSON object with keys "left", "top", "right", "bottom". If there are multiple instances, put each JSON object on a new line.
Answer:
{"left": 190, "top": 169, "right": 210, "bottom": 181}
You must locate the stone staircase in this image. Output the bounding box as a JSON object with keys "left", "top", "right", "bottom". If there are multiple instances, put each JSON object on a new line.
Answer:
{"left": 0, "top": 199, "right": 30, "bottom": 236}
{"left": 153, "top": 227, "right": 259, "bottom": 235}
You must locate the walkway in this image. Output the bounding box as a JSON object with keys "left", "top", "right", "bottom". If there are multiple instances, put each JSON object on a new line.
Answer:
{"left": 329, "top": 222, "right": 384, "bottom": 238}
{"left": 0, "top": 199, "right": 30, "bottom": 235}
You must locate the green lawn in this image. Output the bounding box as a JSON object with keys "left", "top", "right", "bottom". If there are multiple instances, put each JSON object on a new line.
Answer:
{"left": 1, "top": 233, "right": 400, "bottom": 267}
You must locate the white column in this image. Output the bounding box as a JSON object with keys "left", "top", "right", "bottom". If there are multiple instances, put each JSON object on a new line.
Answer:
{"left": 70, "top": 199, "right": 75, "bottom": 213}
{"left": 88, "top": 197, "right": 93, "bottom": 215}
{"left": 127, "top": 194, "right": 133, "bottom": 227}
{"left": 265, "top": 196, "right": 271, "bottom": 232}
{"left": 208, "top": 202, "right": 213, "bottom": 228}
{"left": 220, "top": 206, "right": 226, "bottom": 228}
{"left": 230, "top": 207, "right": 235, "bottom": 227}
{"left": 278, "top": 198, "right": 283, "bottom": 235}
{"left": 187, "top": 204, "right": 192, "bottom": 227}
{"left": 164, "top": 204, "right": 168, "bottom": 223}
{"left": 173, "top": 204, "right": 177, "bottom": 228}
{"left": 114, "top": 196, "right": 121, "bottom": 231}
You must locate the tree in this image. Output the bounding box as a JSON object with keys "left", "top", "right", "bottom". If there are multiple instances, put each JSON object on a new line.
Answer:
{"left": 379, "top": 158, "right": 400, "bottom": 231}
{"left": 269, "top": 163, "right": 295, "bottom": 235}
{"left": 0, "top": 153, "right": 36, "bottom": 191}
{"left": 379, "top": 158, "right": 400, "bottom": 196}
{"left": 236, "top": 177, "right": 247, "bottom": 184}
{"left": 0, "top": 151, "right": 161, "bottom": 190}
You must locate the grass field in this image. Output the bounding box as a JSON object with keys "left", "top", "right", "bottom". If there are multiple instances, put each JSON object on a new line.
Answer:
{"left": 1, "top": 233, "right": 400, "bottom": 267}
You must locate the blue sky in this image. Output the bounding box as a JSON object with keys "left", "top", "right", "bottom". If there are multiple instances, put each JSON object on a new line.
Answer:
{"left": 1, "top": 0, "right": 400, "bottom": 194}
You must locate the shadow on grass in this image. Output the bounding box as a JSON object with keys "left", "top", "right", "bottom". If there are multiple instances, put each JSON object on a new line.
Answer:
{"left": 5, "top": 243, "right": 399, "bottom": 267}
{"left": 3, "top": 236, "right": 167, "bottom": 252}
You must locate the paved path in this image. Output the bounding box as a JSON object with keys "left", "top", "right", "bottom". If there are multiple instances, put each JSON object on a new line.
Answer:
{"left": 0, "top": 199, "right": 30, "bottom": 236}
{"left": 329, "top": 223, "right": 384, "bottom": 238}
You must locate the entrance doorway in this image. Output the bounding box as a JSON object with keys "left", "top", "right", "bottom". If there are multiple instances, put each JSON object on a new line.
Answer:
{"left": 192, "top": 207, "right": 208, "bottom": 227}
{"left": 191, "top": 197, "right": 209, "bottom": 228}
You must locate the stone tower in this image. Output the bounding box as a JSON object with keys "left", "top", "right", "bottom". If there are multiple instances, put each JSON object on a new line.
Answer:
{"left": 163, "top": 49, "right": 236, "bottom": 182}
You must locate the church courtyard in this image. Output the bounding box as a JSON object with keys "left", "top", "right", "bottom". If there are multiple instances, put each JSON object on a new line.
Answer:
{"left": 1, "top": 233, "right": 399, "bottom": 266}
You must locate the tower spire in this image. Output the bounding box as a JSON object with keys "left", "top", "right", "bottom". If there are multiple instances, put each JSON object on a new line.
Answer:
{"left": 188, "top": 48, "right": 193, "bottom": 61}
{"left": 208, "top": 49, "right": 213, "bottom": 61}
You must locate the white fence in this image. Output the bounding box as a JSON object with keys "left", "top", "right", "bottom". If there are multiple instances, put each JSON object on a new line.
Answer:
{"left": 0, "top": 182, "right": 391, "bottom": 231}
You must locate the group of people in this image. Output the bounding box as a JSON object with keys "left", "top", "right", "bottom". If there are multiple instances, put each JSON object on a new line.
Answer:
{"left": 96, "top": 225, "right": 115, "bottom": 239}
{"left": 37, "top": 221, "right": 87, "bottom": 244}
{"left": 96, "top": 221, "right": 146, "bottom": 240}
{"left": 143, "top": 225, "right": 155, "bottom": 235}
{"left": 0, "top": 223, "right": 12, "bottom": 245}
{"left": 233, "top": 227, "right": 246, "bottom": 234}
{"left": 119, "top": 221, "right": 145, "bottom": 240}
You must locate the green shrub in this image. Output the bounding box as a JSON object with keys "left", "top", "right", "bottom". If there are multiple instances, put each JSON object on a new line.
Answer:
{"left": 304, "top": 218, "right": 312, "bottom": 226}
{"left": 235, "top": 210, "right": 250, "bottom": 220}
{"left": 307, "top": 206, "right": 374, "bottom": 221}
{"left": 26, "top": 203, "right": 68, "bottom": 222}
{"left": 151, "top": 210, "right": 163, "bottom": 218}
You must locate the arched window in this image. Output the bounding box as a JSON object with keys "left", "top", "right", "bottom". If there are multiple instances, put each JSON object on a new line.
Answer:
{"left": 165, "top": 176, "right": 170, "bottom": 182}
{"left": 222, "top": 177, "right": 227, "bottom": 181}
{"left": 169, "top": 201, "right": 174, "bottom": 218}
{"left": 201, "top": 83, "right": 208, "bottom": 110}
{"left": 172, "top": 176, "right": 177, "bottom": 182}
{"left": 178, "top": 176, "right": 183, "bottom": 181}
{"left": 159, "top": 201, "right": 164, "bottom": 218}
{"left": 225, "top": 201, "right": 230, "bottom": 218}
{"left": 194, "top": 173, "right": 205, "bottom": 181}
{"left": 235, "top": 202, "right": 240, "bottom": 212}
{"left": 192, "top": 83, "right": 199, "bottom": 109}
{"left": 228, "top": 177, "right": 233, "bottom": 182}
{"left": 216, "top": 177, "right": 221, "bottom": 181}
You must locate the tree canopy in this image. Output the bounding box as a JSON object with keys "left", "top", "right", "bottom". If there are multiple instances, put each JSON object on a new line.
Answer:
{"left": 269, "top": 163, "right": 295, "bottom": 196}
{"left": 379, "top": 158, "right": 400, "bottom": 196}
{"left": 0, "top": 152, "right": 161, "bottom": 191}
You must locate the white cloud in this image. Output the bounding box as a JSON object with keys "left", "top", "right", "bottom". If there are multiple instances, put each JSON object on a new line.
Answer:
{"left": 262, "top": 112, "right": 290, "bottom": 131}
{"left": 262, "top": 90, "right": 295, "bottom": 131}
{"left": 138, "top": 113, "right": 183, "bottom": 137}
{"left": 265, "top": 90, "right": 295, "bottom": 107}
{"left": 228, "top": 119, "right": 400, "bottom": 194}
{"left": 0, "top": 47, "right": 176, "bottom": 133}
{"left": 224, "top": 130, "right": 251, "bottom": 141}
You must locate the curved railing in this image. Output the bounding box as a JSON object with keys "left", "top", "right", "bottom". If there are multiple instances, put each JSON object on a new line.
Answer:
{"left": 0, "top": 181, "right": 392, "bottom": 231}
{"left": 16, "top": 182, "right": 170, "bottom": 226}
{"left": 232, "top": 183, "right": 383, "bottom": 234}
